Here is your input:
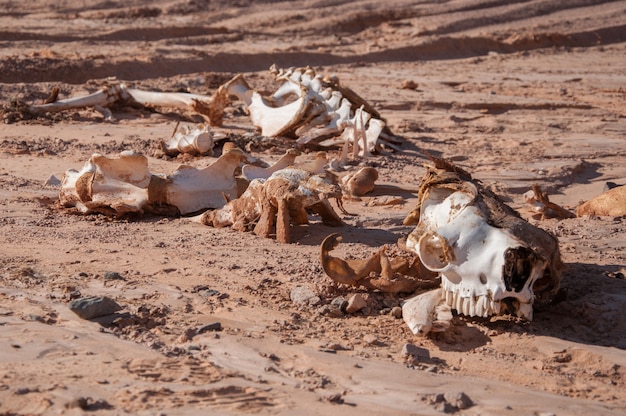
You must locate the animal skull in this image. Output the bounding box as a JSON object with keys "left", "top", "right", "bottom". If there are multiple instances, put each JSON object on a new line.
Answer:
{"left": 404, "top": 159, "right": 563, "bottom": 321}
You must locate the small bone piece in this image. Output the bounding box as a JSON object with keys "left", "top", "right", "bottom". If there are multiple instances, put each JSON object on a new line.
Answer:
{"left": 404, "top": 158, "right": 563, "bottom": 321}
{"left": 341, "top": 167, "right": 379, "bottom": 197}
{"left": 162, "top": 123, "right": 214, "bottom": 156}
{"left": 576, "top": 185, "right": 626, "bottom": 217}
{"left": 402, "top": 288, "right": 452, "bottom": 336}
{"left": 60, "top": 148, "right": 247, "bottom": 216}
{"left": 523, "top": 184, "right": 575, "bottom": 220}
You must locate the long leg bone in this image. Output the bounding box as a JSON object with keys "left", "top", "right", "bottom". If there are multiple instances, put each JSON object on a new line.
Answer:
{"left": 28, "top": 84, "right": 127, "bottom": 117}
{"left": 27, "top": 83, "right": 226, "bottom": 125}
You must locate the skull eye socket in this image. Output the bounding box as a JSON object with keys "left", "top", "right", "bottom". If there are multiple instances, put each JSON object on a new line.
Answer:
{"left": 418, "top": 232, "right": 454, "bottom": 272}
{"left": 503, "top": 247, "right": 536, "bottom": 292}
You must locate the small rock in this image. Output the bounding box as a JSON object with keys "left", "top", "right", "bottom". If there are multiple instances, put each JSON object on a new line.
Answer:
{"left": 66, "top": 397, "right": 89, "bottom": 410}
{"left": 103, "top": 271, "right": 125, "bottom": 281}
{"left": 391, "top": 306, "right": 402, "bottom": 318}
{"left": 290, "top": 286, "right": 318, "bottom": 305}
{"left": 401, "top": 343, "right": 430, "bottom": 359}
{"left": 443, "top": 391, "right": 473, "bottom": 410}
{"left": 44, "top": 175, "right": 61, "bottom": 186}
{"left": 400, "top": 79, "right": 418, "bottom": 90}
{"left": 435, "top": 401, "right": 456, "bottom": 413}
{"left": 197, "top": 322, "right": 222, "bottom": 334}
{"left": 346, "top": 294, "right": 367, "bottom": 313}
{"left": 69, "top": 296, "right": 122, "bottom": 320}
{"left": 363, "top": 334, "right": 378, "bottom": 345}
{"left": 324, "top": 392, "right": 344, "bottom": 404}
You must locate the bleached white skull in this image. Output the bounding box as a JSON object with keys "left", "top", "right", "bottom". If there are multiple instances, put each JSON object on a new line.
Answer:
{"left": 405, "top": 160, "right": 562, "bottom": 321}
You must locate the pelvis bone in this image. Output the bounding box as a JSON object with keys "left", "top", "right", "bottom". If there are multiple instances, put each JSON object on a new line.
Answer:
{"left": 403, "top": 158, "right": 563, "bottom": 322}
{"left": 60, "top": 148, "right": 247, "bottom": 216}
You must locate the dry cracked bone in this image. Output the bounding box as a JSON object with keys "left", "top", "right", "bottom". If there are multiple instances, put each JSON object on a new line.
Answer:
{"left": 403, "top": 158, "right": 563, "bottom": 322}
{"left": 162, "top": 123, "right": 214, "bottom": 156}
{"left": 196, "top": 158, "right": 346, "bottom": 243}
{"left": 27, "top": 82, "right": 227, "bottom": 125}
{"left": 320, "top": 233, "right": 440, "bottom": 293}
{"left": 241, "top": 149, "right": 301, "bottom": 181}
{"left": 60, "top": 148, "right": 248, "bottom": 216}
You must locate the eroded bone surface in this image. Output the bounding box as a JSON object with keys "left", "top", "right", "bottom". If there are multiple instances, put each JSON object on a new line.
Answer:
{"left": 197, "top": 160, "right": 345, "bottom": 243}
{"left": 60, "top": 148, "right": 247, "bottom": 216}
{"left": 341, "top": 166, "right": 379, "bottom": 198}
{"left": 403, "top": 158, "right": 563, "bottom": 323}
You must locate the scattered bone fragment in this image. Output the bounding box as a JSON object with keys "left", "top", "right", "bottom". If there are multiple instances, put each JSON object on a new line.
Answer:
{"left": 60, "top": 148, "right": 247, "bottom": 216}
{"left": 403, "top": 158, "right": 563, "bottom": 321}
{"left": 341, "top": 166, "right": 378, "bottom": 198}
{"left": 523, "top": 184, "right": 575, "bottom": 219}
{"left": 575, "top": 185, "right": 626, "bottom": 217}
{"left": 402, "top": 288, "right": 452, "bottom": 336}
{"left": 162, "top": 123, "right": 214, "bottom": 156}
{"left": 320, "top": 233, "right": 440, "bottom": 293}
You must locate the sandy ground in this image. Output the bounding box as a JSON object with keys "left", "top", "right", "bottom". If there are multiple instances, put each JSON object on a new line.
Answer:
{"left": 1, "top": 1, "right": 625, "bottom": 415}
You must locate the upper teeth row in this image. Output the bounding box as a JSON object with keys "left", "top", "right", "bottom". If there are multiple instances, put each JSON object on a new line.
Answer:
{"left": 442, "top": 288, "right": 500, "bottom": 318}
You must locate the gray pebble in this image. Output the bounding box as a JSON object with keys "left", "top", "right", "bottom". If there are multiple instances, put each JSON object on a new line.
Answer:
{"left": 391, "top": 306, "right": 403, "bottom": 318}
{"left": 330, "top": 297, "right": 347, "bottom": 312}
{"left": 103, "top": 271, "right": 125, "bottom": 281}
{"left": 69, "top": 296, "right": 122, "bottom": 320}
{"left": 197, "top": 322, "right": 222, "bottom": 333}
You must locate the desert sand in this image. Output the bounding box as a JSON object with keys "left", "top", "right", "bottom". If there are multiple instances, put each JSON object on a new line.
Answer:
{"left": 1, "top": 1, "right": 625, "bottom": 415}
